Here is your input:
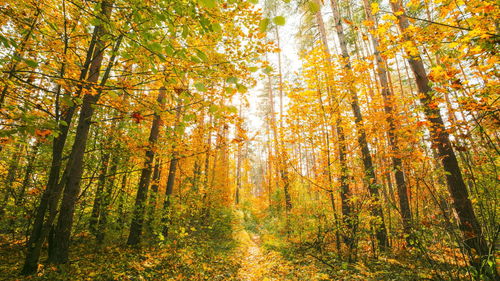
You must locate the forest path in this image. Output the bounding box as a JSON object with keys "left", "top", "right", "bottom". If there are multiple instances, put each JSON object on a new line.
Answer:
{"left": 233, "top": 222, "right": 329, "bottom": 281}
{"left": 236, "top": 232, "right": 271, "bottom": 281}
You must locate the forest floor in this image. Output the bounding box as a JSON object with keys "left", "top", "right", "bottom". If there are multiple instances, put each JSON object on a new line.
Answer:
{"left": 234, "top": 230, "right": 329, "bottom": 281}
{"left": 0, "top": 210, "right": 465, "bottom": 280}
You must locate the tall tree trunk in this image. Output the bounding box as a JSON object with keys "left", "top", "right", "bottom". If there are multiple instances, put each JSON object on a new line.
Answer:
{"left": 275, "top": 28, "right": 292, "bottom": 214}
{"left": 89, "top": 152, "right": 110, "bottom": 234}
{"left": 161, "top": 98, "right": 183, "bottom": 237}
{"left": 235, "top": 104, "right": 243, "bottom": 205}
{"left": 17, "top": 142, "right": 40, "bottom": 205}
{"left": 127, "top": 87, "right": 166, "bottom": 245}
{"left": 329, "top": 0, "right": 388, "bottom": 250}
{"left": 21, "top": 2, "right": 114, "bottom": 273}
{"left": 389, "top": 0, "right": 490, "bottom": 267}
{"left": 313, "top": 3, "right": 354, "bottom": 253}
{"left": 361, "top": 0, "right": 412, "bottom": 238}
{"left": 117, "top": 172, "right": 128, "bottom": 231}
{"left": 96, "top": 151, "right": 119, "bottom": 244}
{"left": 50, "top": 1, "right": 117, "bottom": 263}
{"left": 146, "top": 158, "right": 161, "bottom": 235}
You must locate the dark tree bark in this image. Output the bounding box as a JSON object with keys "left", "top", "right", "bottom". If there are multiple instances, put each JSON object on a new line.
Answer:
{"left": 390, "top": 0, "right": 490, "bottom": 267}
{"left": 49, "top": 0, "right": 117, "bottom": 263}
{"left": 161, "top": 98, "right": 183, "bottom": 237}
{"left": 362, "top": 0, "right": 412, "bottom": 238}
{"left": 89, "top": 152, "right": 110, "bottom": 234}
{"left": 21, "top": 3, "right": 113, "bottom": 273}
{"left": 275, "top": 28, "right": 292, "bottom": 214}
{"left": 235, "top": 106, "right": 242, "bottom": 205}
{"left": 161, "top": 152, "right": 178, "bottom": 238}
{"left": 16, "top": 142, "right": 40, "bottom": 205}
{"left": 329, "top": 0, "right": 388, "bottom": 250}
{"left": 117, "top": 172, "right": 128, "bottom": 231}
{"left": 146, "top": 158, "right": 161, "bottom": 234}
{"left": 127, "top": 87, "right": 166, "bottom": 245}
{"left": 313, "top": 4, "right": 355, "bottom": 252}
{"left": 96, "top": 151, "right": 119, "bottom": 244}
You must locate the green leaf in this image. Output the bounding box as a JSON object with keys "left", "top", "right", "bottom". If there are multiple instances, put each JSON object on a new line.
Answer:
{"left": 248, "top": 0, "right": 258, "bottom": 3}
{"left": 199, "top": 0, "right": 217, "bottom": 8}
{"left": 308, "top": 1, "right": 320, "bottom": 14}
{"left": 259, "top": 18, "right": 270, "bottom": 33}
{"left": 182, "top": 25, "right": 189, "bottom": 38}
{"left": 89, "top": 18, "right": 102, "bottom": 27}
{"left": 190, "top": 56, "right": 201, "bottom": 63}
{"left": 209, "top": 104, "right": 218, "bottom": 113}
{"left": 236, "top": 83, "right": 248, "bottom": 93}
{"left": 183, "top": 114, "right": 196, "bottom": 122}
{"left": 226, "top": 105, "right": 238, "bottom": 113}
{"left": 8, "top": 38, "right": 17, "bottom": 48}
{"left": 248, "top": 66, "right": 259, "bottom": 72}
{"left": 108, "top": 91, "right": 119, "bottom": 99}
{"left": 263, "top": 66, "right": 273, "bottom": 74}
{"left": 61, "top": 96, "right": 74, "bottom": 108}
{"left": 196, "top": 49, "right": 208, "bottom": 62}
{"left": 13, "top": 54, "right": 22, "bottom": 62}
{"left": 211, "top": 23, "right": 222, "bottom": 32}
{"left": 226, "top": 77, "right": 238, "bottom": 84}
{"left": 24, "top": 59, "right": 38, "bottom": 68}
{"left": 194, "top": 82, "right": 207, "bottom": 92}
{"left": 273, "top": 16, "right": 285, "bottom": 26}
{"left": 165, "top": 44, "right": 174, "bottom": 56}
{"left": 0, "top": 35, "right": 9, "bottom": 48}
{"left": 155, "top": 13, "right": 167, "bottom": 22}
{"left": 150, "top": 42, "right": 162, "bottom": 52}
{"left": 175, "top": 125, "right": 186, "bottom": 135}
{"left": 199, "top": 16, "right": 211, "bottom": 31}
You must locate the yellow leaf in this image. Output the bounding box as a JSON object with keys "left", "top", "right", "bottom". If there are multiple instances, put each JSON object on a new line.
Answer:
{"left": 371, "top": 3, "right": 379, "bottom": 15}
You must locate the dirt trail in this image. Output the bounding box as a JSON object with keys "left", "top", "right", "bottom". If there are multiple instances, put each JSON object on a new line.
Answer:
{"left": 237, "top": 233, "right": 269, "bottom": 281}
{"left": 235, "top": 230, "right": 328, "bottom": 281}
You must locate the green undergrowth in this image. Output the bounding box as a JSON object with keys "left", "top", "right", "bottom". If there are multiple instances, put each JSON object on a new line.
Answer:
{"left": 0, "top": 207, "right": 243, "bottom": 280}
{"left": 250, "top": 207, "right": 471, "bottom": 281}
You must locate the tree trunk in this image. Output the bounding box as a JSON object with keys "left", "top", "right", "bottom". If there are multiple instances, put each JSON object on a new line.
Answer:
{"left": 235, "top": 105, "right": 243, "bottom": 205}
{"left": 50, "top": 0, "right": 116, "bottom": 263}
{"left": 16, "top": 142, "right": 40, "bottom": 205}
{"left": 389, "top": 0, "right": 489, "bottom": 266}
{"left": 117, "top": 172, "right": 128, "bottom": 231}
{"left": 313, "top": 3, "right": 354, "bottom": 253}
{"left": 127, "top": 87, "right": 166, "bottom": 245}
{"left": 21, "top": 3, "right": 113, "bottom": 273}
{"left": 329, "top": 0, "right": 388, "bottom": 250}
{"left": 361, "top": 0, "right": 412, "bottom": 238}
{"left": 146, "top": 158, "right": 161, "bottom": 235}
{"left": 96, "top": 152, "right": 118, "bottom": 244}
{"left": 89, "top": 152, "right": 110, "bottom": 234}
{"left": 274, "top": 27, "right": 292, "bottom": 214}
{"left": 161, "top": 98, "right": 183, "bottom": 237}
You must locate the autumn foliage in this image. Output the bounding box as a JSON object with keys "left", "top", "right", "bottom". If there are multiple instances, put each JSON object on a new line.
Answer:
{"left": 0, "top": 0, "right": 498, "bottom": 280}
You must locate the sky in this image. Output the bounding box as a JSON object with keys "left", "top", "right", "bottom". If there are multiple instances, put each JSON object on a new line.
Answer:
{"left": 244, "top": 3, "right": 302, "bottom": 139}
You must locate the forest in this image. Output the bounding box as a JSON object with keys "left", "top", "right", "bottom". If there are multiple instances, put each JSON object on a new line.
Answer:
{"left": 0, "top": 0, "right": 498, "bottom": 280}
